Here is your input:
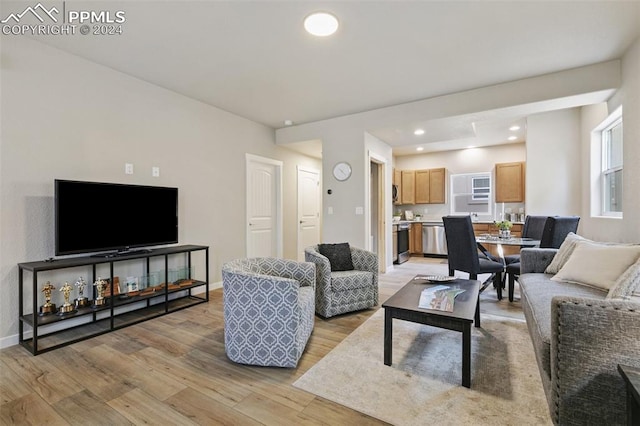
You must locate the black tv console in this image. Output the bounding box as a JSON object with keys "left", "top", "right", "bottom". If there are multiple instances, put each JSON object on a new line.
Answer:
{"left": 92, "top": 248, "right": 153, "bottom": 258}
{"left": 18, "top": 245, "right": 209, "bottom": 355}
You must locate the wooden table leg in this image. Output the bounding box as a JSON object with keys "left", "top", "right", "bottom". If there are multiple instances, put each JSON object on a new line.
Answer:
{"left": 384, "top": 308, "right": 392, "bottom": 366}
{"left": 462, "top": 322, "right": 471, "bottom": 388}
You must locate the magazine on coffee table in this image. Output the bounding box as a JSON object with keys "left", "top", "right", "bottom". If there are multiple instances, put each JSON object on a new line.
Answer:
{"left": 418, "top": 285, "right": 466, "bottom": 312}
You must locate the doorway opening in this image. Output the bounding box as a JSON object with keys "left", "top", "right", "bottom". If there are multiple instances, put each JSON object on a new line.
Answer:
{"left": 369, "top": 156, "right": 386, "bottom": 273}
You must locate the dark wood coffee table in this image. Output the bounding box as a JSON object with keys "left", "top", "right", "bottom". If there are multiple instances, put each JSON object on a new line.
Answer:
{"left": 382, "top": 276, "right": 481, "bottom": 388}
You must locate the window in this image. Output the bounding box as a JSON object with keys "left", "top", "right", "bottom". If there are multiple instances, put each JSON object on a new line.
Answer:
{"left": 471, "top": 176, "right": 490, "bottom": 201}
{"left": 450, "top": 173, "right": 491, "bottom": 216}
{"left": 594, "top": 107, "right": 623, "bottom": 217}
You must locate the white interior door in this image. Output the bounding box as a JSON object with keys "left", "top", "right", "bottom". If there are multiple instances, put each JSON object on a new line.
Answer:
{"left": 297, "top": 167, "right": 321, "bottom": 261}
{"left": 246, "top": 154, "right": 283, "bottom": 258}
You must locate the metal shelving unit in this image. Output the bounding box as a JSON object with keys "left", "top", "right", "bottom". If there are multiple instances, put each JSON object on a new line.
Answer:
{"left": 18, "top": 245, "right": 209, "bottom": 355}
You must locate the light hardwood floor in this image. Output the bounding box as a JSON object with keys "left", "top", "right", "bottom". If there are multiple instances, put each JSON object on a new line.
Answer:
{"left": 0, "top": 257, "right": 522, "bottom": 425}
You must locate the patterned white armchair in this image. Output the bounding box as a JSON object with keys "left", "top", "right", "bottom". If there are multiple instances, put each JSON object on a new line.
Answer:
{"left": 222, "top": 258, "right": 315, "bottom": 368}
{"left": 305, "top": 245, "right": 378, "bottom": 318}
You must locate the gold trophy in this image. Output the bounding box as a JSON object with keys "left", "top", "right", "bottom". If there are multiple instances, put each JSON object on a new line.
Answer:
{"left": 39, "top": 281, "right": 57, "bottom": 315}
{"left": 74, "top": 276, "right": 90, "bottom": 308}
{"left": 92, "top": 277, "right": 108, "bottom": 308}
{"left": 58, "top": 282, "right": 76, "bottom": 315}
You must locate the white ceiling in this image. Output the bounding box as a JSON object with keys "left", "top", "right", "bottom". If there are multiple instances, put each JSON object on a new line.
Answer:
{"left": 28, "top": 0, "right": 640, "bottom": 156}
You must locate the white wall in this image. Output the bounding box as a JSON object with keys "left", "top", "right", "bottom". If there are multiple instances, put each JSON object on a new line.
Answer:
{"left": 318, "top": 130, "right": 394, "bottom": 264}
{"left": 580, "top": 37, "right": 640, "bottom": 242}
{"left": 395, "top": 143, "right": 526, "bottom": 173}
{"left": 616, "top": 37, "right": 640, "bottom": 242}
{"left": 526, "top": 108, "right": 582, "bottom": 218}
{"left": 320, "top": 127, "right": 368, "bottom": 247}
{"left": 0, "top": 37, "right": 320, "bottom": 344}
{"left": 579, "top": 103, "right": 611, "bottom": 239}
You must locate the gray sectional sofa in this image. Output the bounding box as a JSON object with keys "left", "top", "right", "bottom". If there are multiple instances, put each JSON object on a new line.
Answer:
{"left": 519, "top": 248, "right": 640, "bottom": 425}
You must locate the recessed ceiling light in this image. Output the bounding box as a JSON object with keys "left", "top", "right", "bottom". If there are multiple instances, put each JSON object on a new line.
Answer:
{"left": 467, "top": 146, "right": 476, "bottom": 149}
{"left": 304, "top": 12, "right": 339, "bottom": 36}
{"left": 284, "top": 120, "right": 293, "bottom": 126}
{"left": 508, "top": 136, "right": 518, "bottom": 141}
{"left": 509, "top": 125, "right": 520, "bottom": 131}
{"left": 414, "top": 129, "right": 425, "bottom": 136}
{"left": 416, "top": 147, "right": 424, "bottom": 151}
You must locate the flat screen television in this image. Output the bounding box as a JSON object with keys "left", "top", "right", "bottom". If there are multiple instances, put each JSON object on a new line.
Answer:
{"left": 55, "top": 179, "right": 178, "bottom": 256}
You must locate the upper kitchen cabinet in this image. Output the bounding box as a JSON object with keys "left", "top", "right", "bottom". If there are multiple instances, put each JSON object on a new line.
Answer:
{"left": 495, "top": 162, "right": 525, "bottom": 202}
{"left": 429, "top": 168, "right": 446, "bottom": 203}
{"left": 393, "top": 168, "right": 402, "bottom": 205}
{"left": 415, "top": 170, "right": 430, "bottom": 204}
{"left": 415, "top": 168, "right": 446, "bottom": 204}
{"left": 393, "top": 168, "right": 402, "bottom": 186}
{"left": 401, "top": 170, "right": 415, "bottom": 204}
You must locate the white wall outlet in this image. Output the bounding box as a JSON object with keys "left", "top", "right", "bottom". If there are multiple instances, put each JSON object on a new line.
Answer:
{"left": 125, "top": 163, "right": 133, "bottom": 174}
{"left": 355, "top": 206, "right": 363, "bottom": 215}
{"left": 328, "top": 206, "right": 334, "bottom": 215}
{"left": 152, "top": 167, "right": 160, "bottom": 177}
{"left": 423, "top": 208, "right": 429, "bottom": 215}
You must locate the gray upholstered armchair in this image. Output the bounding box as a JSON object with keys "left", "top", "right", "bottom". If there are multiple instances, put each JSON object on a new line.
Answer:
{"left": 222, "top": 258, "right": 315, "bottom": 368}
{"left": 304, "top": 245, "right": 378, "bottom": 318}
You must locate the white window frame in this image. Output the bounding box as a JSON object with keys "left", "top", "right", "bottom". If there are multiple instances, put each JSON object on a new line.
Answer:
{"left": 471, "top": 176, "right": 490, "bottom": 201}
{"left": 591, "top": 106, "right": 623, "bottom": 218}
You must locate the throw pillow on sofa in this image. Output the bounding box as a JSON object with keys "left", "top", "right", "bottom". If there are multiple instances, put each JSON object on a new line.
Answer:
{"left": 606, "top": 257, "right": 640, "bottom": 300}
{"left": 545, "top": 232, "right": 589, "bottom": 274}
{"left": 551, "top": 241, "right": 640, "bottom": 292}
{"left": 318, "top": 242, "right": 355, "bottom": 271}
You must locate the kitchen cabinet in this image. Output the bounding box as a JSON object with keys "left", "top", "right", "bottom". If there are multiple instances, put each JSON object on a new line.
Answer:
{"left": 429, "top": 168, "right": 446, "bottom": 203}
{"left": 472, "top": 223, "right": 490, "bottom": 234}
{"left": 415, "top": 170, "right": 430, "bottom": 204}
{"left": 393, "top": 168, "right": 401, "bottom": 185}
{"left": 495, "top": 162, "right": 525, "bottom": 202}
{"left": 401, "top": 170, "right": 415, "bottom": 205}
{"left": 409, "top": 222, "right": 423, "bottom": 254}
{"left": 393, "top": 168, "right": 402, "bottom": 205}
{"left": 413, "top": 168, "right": 447, "bottom": 204}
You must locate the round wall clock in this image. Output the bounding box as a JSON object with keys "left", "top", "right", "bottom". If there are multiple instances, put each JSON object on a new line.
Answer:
{"left": 333, "top": 162, "right": 352, "bottom": 181}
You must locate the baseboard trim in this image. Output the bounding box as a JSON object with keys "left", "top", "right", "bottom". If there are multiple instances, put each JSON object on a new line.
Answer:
{"left": 1, "top": 334, "right": 20, "bottom": 349}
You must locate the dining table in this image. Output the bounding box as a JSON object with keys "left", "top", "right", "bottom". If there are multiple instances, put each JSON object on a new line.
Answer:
{"left": 475, "top": 235, "right": 540, "bottom": 299}
{"left": 475, "top": 235, "right": 541, "bottom": 249}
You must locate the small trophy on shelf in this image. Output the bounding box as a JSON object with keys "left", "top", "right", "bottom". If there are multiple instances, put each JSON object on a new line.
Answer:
{"left": 74, "top": 276, "right": 90, "bottom": 308}
{"left": 58, "top": 281, "right": 76, "bottom": 315}
{"left": 39, "top": 281, "right": 57, "bottom": 316}
{"left": 92, "top": 277, "right": 108, "bottom": 308}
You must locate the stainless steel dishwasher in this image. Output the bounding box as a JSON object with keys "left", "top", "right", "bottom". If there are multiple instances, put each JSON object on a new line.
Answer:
{"left": 422, "top": 223, "right": 448, "bottom": 256}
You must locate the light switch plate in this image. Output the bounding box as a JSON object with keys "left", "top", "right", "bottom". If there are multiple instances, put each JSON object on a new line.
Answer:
{"left": 125, "top": 163, "right": 133, "bottom": 174}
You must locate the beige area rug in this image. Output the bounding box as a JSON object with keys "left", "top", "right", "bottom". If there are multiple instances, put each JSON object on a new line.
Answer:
{"left": 294, "top": 309, "right": 551, "bottom": 426}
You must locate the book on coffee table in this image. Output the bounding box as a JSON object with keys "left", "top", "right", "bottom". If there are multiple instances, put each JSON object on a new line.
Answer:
{"left": 418, "top": 285, "right": 466, "bottom": 312}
